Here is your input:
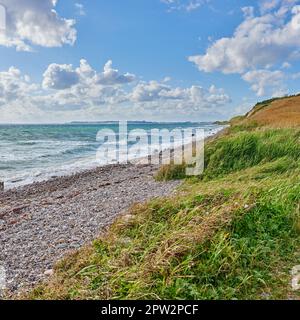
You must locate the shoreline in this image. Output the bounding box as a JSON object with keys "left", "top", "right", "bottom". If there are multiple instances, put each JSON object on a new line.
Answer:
{"left": 1, "top": 126, "right": 226, "bottom": 192}
{"left": 0, "top": 163, "right": 180, "bottom": 296}
{"left": 0, "top": 128, "right": 226, "bottom": 296}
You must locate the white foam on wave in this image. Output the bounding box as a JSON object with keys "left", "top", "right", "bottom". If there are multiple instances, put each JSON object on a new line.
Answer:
{"left": 2, "top": 126, "right": 225, "bottom": 189}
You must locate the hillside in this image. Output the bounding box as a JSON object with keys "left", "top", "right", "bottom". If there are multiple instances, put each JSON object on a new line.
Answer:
{"left": 232, "top": 94, "right": 300, "bottom": 128}
{"left": 24, "top": 96, "right": 300, "bottom": 300}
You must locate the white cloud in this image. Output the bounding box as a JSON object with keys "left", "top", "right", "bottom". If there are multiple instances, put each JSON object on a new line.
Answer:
{"left": 131, "top": 81, "right": 172, "bottom": 102}
{"left": 259, "top": 0, "right": 281, "bottom": 13}
{"left": 242, "top": 6, "right": 255, "bottom": 18}
{"left": 42, "top": 59, "right": 136, "bottom": 91}
{"left": 75, "top": 3, "right": 86, "bottom": 16}
{"left": 43, "top": 60, "right": 132, "bottom": 110}
{"left": 259, "top": 0, "right": 299, "bottom": 14}
{"left": 161, "top": 0, "right": 209, "bottom": 12}
{"left": 0, "top": 67, "right": 38, "bottom": 105}
{"left": 130, "top": 80, "right": 230, "bottom": 109}
{"left": 97, "top": 60, "right": 136, "bottom": 85}
{"left": 186, "top": 1, "right": 203, "bottom": 12}
{"left": 0, "top": 0, "right": 76, "bottom": 51}
{"left": 0, "top": 60, "right": 231, "bottom": 122}
{"left": 189, "top": 2, "right": 300, "bottom": 74}
{"left": 162, "top": 76, "right": 171, "bottom": 82}
{"left": 43, "top": 64, "right": 80, "bottom": 90}
{"left": 242, "top": 69, "right": 286, "bottom": 97}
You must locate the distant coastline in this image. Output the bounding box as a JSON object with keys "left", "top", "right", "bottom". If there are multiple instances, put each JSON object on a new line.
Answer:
{"left": 68, "top": 120, "right": 216, "bottom": 125}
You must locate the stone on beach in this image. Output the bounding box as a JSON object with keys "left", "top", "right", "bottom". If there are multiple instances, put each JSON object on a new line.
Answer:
{"left": 44, "top": 269, "right": 54, "bottom": 277}
{"left": 0, "top": 164, "right": 179, "bottom": 294}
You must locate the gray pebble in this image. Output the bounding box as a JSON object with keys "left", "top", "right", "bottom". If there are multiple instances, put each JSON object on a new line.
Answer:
{"left": 0, "top": 164, "right": 179, "bottom": 295}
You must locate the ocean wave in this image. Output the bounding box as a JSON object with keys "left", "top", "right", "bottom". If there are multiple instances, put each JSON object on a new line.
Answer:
{"left": 0, "top": 124, "right": 224, "bottom": 189}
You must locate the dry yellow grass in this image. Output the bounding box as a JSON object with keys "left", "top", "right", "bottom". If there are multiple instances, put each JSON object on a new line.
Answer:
{"left": 241, "top": 95, "right": 300, "bottom": 128}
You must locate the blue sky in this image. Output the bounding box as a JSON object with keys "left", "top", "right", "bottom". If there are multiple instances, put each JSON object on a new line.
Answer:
{"left": 0, "top": 0, "right": 300, "bottom": 123}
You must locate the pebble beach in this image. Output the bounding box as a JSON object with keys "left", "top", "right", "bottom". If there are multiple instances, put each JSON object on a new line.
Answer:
{"left": 0, "top": 163, "right": 179, "bottom": 295}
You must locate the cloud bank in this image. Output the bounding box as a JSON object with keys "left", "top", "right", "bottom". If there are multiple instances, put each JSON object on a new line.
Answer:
{"left": 0, "top": 59, "right": 231, "bottom": 122}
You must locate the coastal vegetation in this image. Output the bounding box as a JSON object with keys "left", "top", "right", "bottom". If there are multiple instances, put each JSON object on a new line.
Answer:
{"left": 26, "top": 95, "right": 300, "bottom": 300}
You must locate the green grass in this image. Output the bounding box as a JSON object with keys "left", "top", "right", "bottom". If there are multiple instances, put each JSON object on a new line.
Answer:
{"left": 155, "top": 128, "right": 300, "bottom": 181}
{"left": 155, "top": 163, "right": 187, "bottom": 181}
{"left": 204, "top": 129, "right": 300, "bottom": 179}
{"left": 26, "top": 127, "right": 300, "bottom": 300}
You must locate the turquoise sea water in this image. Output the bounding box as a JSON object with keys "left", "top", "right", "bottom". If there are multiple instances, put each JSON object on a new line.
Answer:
{"left": 0, "top": 122, "right": 223, "bottom": 189}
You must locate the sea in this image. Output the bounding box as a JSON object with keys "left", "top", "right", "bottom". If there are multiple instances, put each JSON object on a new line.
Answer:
{"left": 0, "top": 122, "right": 224, "bottom": 189}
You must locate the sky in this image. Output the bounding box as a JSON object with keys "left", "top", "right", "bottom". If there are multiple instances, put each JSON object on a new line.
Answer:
{"left": 0, "top": 0, "right": 300, "bottom": 123}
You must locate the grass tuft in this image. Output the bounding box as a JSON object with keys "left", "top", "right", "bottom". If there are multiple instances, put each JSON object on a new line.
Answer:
{"left": 155, "top": 163, "right": 187, "bottom": 181}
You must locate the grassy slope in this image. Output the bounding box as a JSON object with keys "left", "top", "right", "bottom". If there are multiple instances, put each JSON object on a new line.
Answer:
{"left": 231, "top": 94, "right": 300, "bottom": 129}
{"left": 27, "top": 97, "right": 300, "bottom": 300}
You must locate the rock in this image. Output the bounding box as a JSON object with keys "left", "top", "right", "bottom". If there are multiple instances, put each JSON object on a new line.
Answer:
{"left": 44, "top": 269, "right": 54, "bottom": 276}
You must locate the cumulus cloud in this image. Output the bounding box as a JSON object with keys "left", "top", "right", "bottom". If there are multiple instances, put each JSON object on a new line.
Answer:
{"left": 0, "top": 0, "right": 76, "bottom": 51}
{"left": 97, "top": 60, "right": 136, "bottom": 85}
{"left": 242, "top": 69, "right": 286, "bottom": 97}
{"left": 131, "top": 81, "right": 173, "bottom": 102}
{"left": 43, "top": 64, "right": 229, "bottom": 112}
{"left": 189, "top": 3, "right": 300, "bottom": 74}
{"left": 43, "top": 64, "right": 80, "bottom": 90}
{"left": 0, "top": 60, "right": 231, "bottom": 122}
{"left": 0, "top": 67, "right": 38, "bottom": 105}
{"left": 42, "top": 59, "right": 136, "bottom": 91}
{"left": 130, "top": 80, "right": 230, "bottom": 109}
